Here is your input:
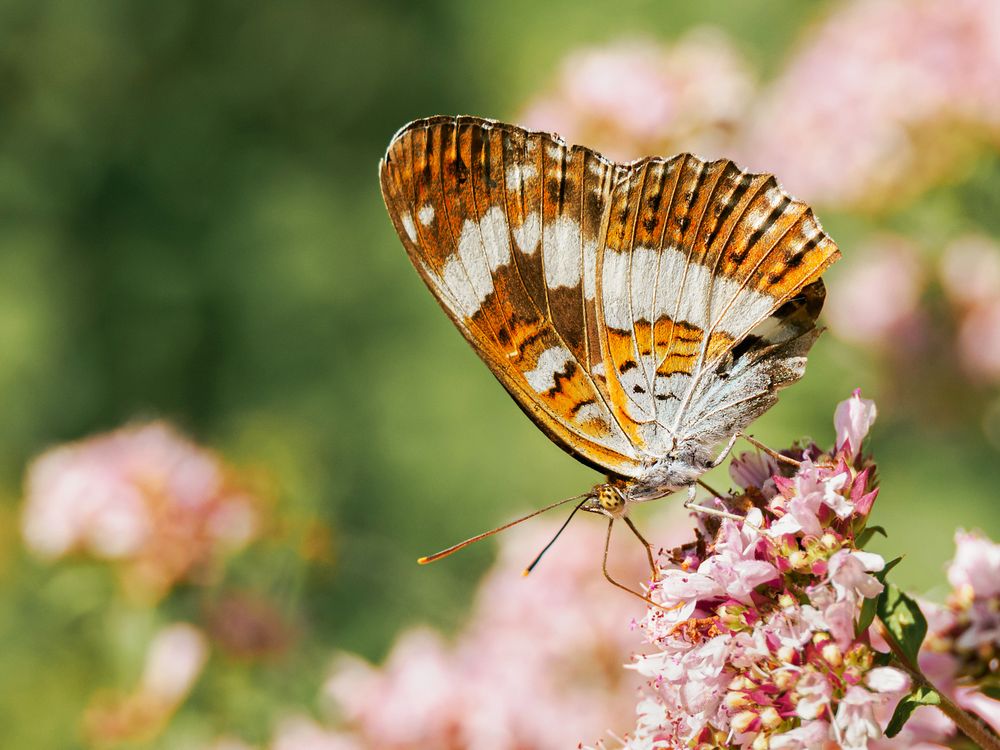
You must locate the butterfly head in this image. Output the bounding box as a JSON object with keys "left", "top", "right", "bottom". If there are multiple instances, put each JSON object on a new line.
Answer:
{"left": 582, "top": 483, "right": 628, "bottom": 519}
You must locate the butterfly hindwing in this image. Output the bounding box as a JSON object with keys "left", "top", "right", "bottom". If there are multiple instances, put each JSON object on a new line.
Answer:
{"left": 596, "top": 151, "right": 839, "bottom": 452}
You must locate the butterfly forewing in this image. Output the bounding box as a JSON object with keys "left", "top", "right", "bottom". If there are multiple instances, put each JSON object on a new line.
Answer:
{"left": 381, "top": 116, "right": 840, "bottom": 482}
{"left": 380, "top": 117, "right": 645, "bottom": 476}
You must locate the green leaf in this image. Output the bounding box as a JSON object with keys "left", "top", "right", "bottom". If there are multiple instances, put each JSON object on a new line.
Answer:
{"left": 872, "top": 650, "right": 894, "bottom": 667}
{"left": 856, "top": 525, "right": 888, "bottom": 547}
{"left": 857, "top": 593, "right": 878, "bottom": 637}
{"left": 858, "top": 556, "right": 903, "bottom": 638}
{"left": 885, "top": 686, "right": 940, "bottom": 737}
{"left": 982, "top": 685, "right": 1000, "bottom": 701}
{"left": 878, "top": 556, "right": 903, "bottom": 582}
{"left": 877, "top": 583, "right": 928, "bottom": 666}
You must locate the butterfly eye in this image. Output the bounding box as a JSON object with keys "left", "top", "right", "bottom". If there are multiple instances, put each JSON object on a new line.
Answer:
{"left": 597, "top": 486, "right": 625, "bottom": 513}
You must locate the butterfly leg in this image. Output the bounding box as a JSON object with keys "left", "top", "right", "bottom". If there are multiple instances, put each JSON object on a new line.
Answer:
{"left": 739, "top": 432, "right": 802, "bottom": 468}
{"left": 601, "top": 518, "right": 671, "bottom": 611}
{"left": 708, "top": 431, "right": 742, "bottom": 469}
{"left": 623, "top": 516, "right": 658, "bottom": 580}
{"left": 682, "top": 483, "right": 748, "bottom": 525}
{"left": 697, "top": 478, "right": 725, "bottom": 498}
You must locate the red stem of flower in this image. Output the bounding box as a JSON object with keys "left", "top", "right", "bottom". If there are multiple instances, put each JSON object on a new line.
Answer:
{"left": 877, "top": 622, "right": 1000, "bottom": 750}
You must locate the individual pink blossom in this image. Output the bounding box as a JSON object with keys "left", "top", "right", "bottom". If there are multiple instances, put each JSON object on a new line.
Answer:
{"left": 829, "top": 549, "right": 886, "bottom": 602}
{"left": 793, "top": 670, "right": 832, "bottom": 720}
{"left": 521, "top": 30, "right": 755, "bottom": 162}
{"left": 729, "top": 451, "right": 780, "bottom": 497}
{"left": 20, "top": 422, "right": 259, "bottom": 600}
{"left": 697, "top": 514, "right": 779, "bottom": 604}
{"left": 824, "top": 237, "right": 926, "bottom": 351}
{"left": 838, "top": 684, "right": 898, "bottom": 750}
{"left": 835, "top": 389, "right": 879, "bottom": 460}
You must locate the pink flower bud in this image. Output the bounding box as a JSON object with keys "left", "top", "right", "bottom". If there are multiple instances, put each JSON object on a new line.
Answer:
{"left": 732, "top": 710, "right": 760, "bottom": 733}
{"left": 759, "top": 706, "right": 782, "bottom": 730}
{"left": 725, "top": 690, "right": 750, "bottom": 709}
{"left": 821, "top": 642, "right": 843, "bottom": 667}
{"left": 834, "top": 390, "right": 877, "bottom": 459}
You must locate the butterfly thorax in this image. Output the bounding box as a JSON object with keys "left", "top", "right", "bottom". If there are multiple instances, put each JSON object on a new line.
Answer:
{"left": 584, "top": 439, "right": 712, "bottom": 517}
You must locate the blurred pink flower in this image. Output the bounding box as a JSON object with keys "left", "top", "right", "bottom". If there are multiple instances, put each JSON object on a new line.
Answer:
{"left": 948, "top": 530, "right": 1000, "bottom": 599}
{"left": 736, "top": 0, "right": 1000, "bottom": 209}
{"left": 271, "top": 717, "right": 361, "bottom": 750}
{"left": 957, "top": 300, "right": 1000, "bottom": 382}
{"left": 141, "top": 622, "right": 210, "bottom": 703}
{"left": 825, "top": 236, "right": 926, "bottom": 349}
{"left": 21, "top": 422, "right": 259, "bottom": 600}
{"left": 938, "top": 236, "right": 1000, "bottom": 383}
{"left": 323, "top": 514, "right": 689, "bottom": 750}
{"left": 939, "top": 235, "right": 1000, "bottom": 309}
{"left": 876, "top": 531, "right": 1000, "bottom": 748}
{"left": 84, "top": 622, "right": 209, "bottom": 744}
{"left": 521, "top": 30, "right": 754, "bottom": 161}
{"left": 835, "top": 389, "right": 879, "bottom": 459}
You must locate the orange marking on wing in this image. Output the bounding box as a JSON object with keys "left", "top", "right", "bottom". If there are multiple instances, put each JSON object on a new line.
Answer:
{"left": 652, "top": 318, "right": 705, "bottom": 377}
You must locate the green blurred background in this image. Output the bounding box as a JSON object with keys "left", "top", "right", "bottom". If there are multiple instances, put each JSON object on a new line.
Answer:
{"left": 0, "top": 1, "right": 998, "bottom": 747}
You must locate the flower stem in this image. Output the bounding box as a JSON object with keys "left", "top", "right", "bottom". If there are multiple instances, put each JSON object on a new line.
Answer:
{"left": 878, "top": 622, "right": 1000, "bottom": 750}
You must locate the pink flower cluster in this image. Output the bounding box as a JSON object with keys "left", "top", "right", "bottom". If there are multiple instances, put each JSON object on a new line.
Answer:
{"left": 522, "top": 0, "right": 1000, "bottom": 212}
{"left": 824, "top": 236, "right": 927, "bottom": 351}
{"left": 202, "top": 516, "right": 686, "bottom": 750}
{"left": 918, "top": 533, "right": 1000, "bottom": 745}
{"left": 823, "top": 232, "right": 1000, "bottom": 388}
{"left": 622, "top": 392, "right": 913, "bottom": 750}
{"left": 944, "top": 530, "right": 1000, "bottom": 676}
{"left": 940, "top": 235, "right": 1000, "bottom": 383}
{"left": 21, "top": 422, "right": 259, "bottom": 600}
{"left": 520, "top": 29, "right": 754, "bottom": 163}
{"left": 319, "top": 519, "right": 688, "bottom": 750}
{"left": 737, "top": 0, "right": 1000, "bottom": 209}
{"left": 872, "top": 530, "right": 1000, "bottom": 749}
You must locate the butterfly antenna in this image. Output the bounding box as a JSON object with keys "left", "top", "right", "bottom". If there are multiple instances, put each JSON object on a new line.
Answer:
{"left": 521, "top": 496, "right": 589, "bottom": 576}
{"left": 417, "top": 491, "right": 591, "bottom": 565}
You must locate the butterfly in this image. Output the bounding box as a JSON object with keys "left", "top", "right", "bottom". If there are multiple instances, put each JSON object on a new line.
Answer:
{"left": 380, "top": 116, "right": 839, "bottom": 587}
